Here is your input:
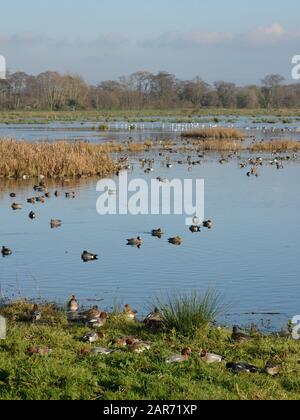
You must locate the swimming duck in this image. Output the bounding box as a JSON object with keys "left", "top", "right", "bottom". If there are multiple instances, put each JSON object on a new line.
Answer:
{"left": 189, "top": 225, "right": 201, "bottom": 233}
{"left": 81, "top": 250, "right": 98, "bottom": 262}
{"left": 124, "top": 304, "right": 138, "bottom": 320}
{"left": 231, "top": 326, "right": 253, "bottom": 343}
{"left": 36, "top": 196, "right": 46, "bottom": 203}
{"left": 203, "top": 220, "right": 213, "bottom": 229}
{"left": 54, "top": 191, "right": 60, "bottom": 197}
{"left": 166, "top": 348, "right": 192, "bottom": 364}
{"left": 50, "top": 219, "right": 62, "bottom": 228}
{"left": 27, "top": 347, "right": 53, "bottom": 357}
{"left": 11, "top": 203, "right": 22, "bottom": 210}
{"left": 264, "top": 361, "right": 280, "bottom": 376}
{"left": 29, "top": 304, "right": 42, "bottom": 322}
{"left": 68, "top": 295, "right": 79, "bottom": 312}
{"left": 143, "top": 308, "right": 163, "bottom": 329}
{"left": 1, "top": 246, "right": 12, "bottom": 256}
{"left": 81, "top": 306, "right": 101, "bottom": 321}
{"left": 168, "top": 236, "right": 183, "bottom": 246}
{"left": 156, "top": 177, "right": 168, "bottom": 183}
{"left": 29, "top": 211, "right": 36, "bottom": 220}
{"left": 82, "top": 332, "right": 101, "bottom": 344}
{"left": 45, "top": 192, "right": 51, "bottom": 199}
{"left": 226, "top": 362, "right": 258, "bottom": 374}
{"left": 127, "top": 237, "right": 142, "bottom": 247}
{"left": 27, "top": 197, "right": 36, "bottom": 204}
{"left": 9, "top": 193, "right": 16, "bottom": 198}
{"left": 87, "top": 312, "right": 109, "bottom": 328}
{"left": 152, "top": 229, "right": 164, "bottom": 238}
{"left": 65, "top": 192, "right": 76, "bottom": 199}
{"left": 199, "top": 350, "right": 223, "bottom": 364}
{"left": 126, "top": 339, "right": 151, "bottom": 353}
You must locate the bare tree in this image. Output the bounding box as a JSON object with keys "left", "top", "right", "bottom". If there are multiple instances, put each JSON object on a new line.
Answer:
{"left": 261, "top": 74, "right": 285, "bottom": 108}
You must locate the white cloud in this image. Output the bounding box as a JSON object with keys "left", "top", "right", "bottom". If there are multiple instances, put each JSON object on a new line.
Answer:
{"left": 140, "top": 23, "right": 300, "bottom": 49}
{"left": 246, "top": 23, "right": 286, "bottom": 43}
{"left": 141, "top": 31, "right": 233, "bottom": 48}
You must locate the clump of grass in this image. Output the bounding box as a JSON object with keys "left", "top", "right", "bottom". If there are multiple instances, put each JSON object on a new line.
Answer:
{"left": 98, "top": 124, "right": 109, "bottom": 131}
{"left": 0, "top": 139, "right": 117, "bottom": 179}
{"left": 127, "top": 143, "right": 146, "bottom": 153}
{"left": 151, "top": 290, "right": 226, "bottom": 336}
{"left": 192, "top": 139, "right": 243, "bottom": 151}
{"left": 248, "top": 140, "right": 300, "bottom": 153}
{"left": 181, "top": 127, "right": 245, "bottom": 140}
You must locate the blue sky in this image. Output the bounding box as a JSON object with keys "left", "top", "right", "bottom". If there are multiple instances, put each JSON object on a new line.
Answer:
{"left": 1, "top": 0, "right": 299, "bottom": 84}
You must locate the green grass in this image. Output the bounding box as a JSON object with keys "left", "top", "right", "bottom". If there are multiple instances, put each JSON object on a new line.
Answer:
{"left": 0, "top": 301, "right": 300, "bottom": 400}
{"left": 0, "top": 108, "right": 300, "bottom": 125}
{"left": 151, "top": 290, "right": 226, "bottom": 336}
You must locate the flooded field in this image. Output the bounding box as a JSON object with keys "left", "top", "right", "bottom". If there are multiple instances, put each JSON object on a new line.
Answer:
{"left": 1, "top": 115, "right": 300, "bottom": 331}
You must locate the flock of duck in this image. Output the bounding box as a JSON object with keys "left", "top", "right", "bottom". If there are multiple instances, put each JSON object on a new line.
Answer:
{"left": 1, "top": 182, "right": 73, "bottom": 257}
{"left": 23, "top": 298, "right": 280, "bottom": 376}
{"left": 1, "top": 177, "right": 213, "bottom": 257}
{"left": 81, "top": 220, "right": 213, "bottom": 257}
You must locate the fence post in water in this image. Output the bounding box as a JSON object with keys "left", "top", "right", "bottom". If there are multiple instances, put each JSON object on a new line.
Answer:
{"left": 0, "top": 315, "right": 6, "bottom": 339}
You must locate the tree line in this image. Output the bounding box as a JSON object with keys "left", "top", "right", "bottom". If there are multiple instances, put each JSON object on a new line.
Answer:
{"left": 0, "top": 70, "right": 299, "bottom": 110}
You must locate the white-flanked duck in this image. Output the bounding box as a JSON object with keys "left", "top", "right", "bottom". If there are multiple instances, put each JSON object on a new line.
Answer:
{"left": 199, "top": 350, "right": 223, "bottom": 364}
{"left": 166, "top": 348, "right": 192, "bottom": 364}
{"left": 82, "top": 332, "right": 101, "bottom": 344}
{"left": 2, "top": 246, "right": 12, "bottom": 256}
{"left": 81, "top": 251, "right": 98, "bottom": 262}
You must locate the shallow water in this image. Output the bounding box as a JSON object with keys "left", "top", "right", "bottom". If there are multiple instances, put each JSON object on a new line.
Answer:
{"left": 1, "top": 115, "right": 300, "bottom": 330}
{"left": 1, "top": 146, "right": 300, "bottom": 331}
{"left": 1, "top": 115, "right": 300, "bottom": 143}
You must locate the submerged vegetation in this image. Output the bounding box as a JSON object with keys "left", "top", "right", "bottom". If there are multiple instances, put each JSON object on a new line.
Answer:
{"left": 0, "top": 299, "right": 300, "bottom": 400}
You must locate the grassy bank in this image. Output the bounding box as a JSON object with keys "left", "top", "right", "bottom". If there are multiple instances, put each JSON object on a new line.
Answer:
{"left": 0, "top": 108, "right": 300, "bottom": 124}
{"left": 0, "top": 301, "right": 299, "bottom": 400}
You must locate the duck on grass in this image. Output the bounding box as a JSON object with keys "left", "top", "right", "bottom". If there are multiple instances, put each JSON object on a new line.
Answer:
{"left": 0, "top": 289, "right": 298, "bottom": 400}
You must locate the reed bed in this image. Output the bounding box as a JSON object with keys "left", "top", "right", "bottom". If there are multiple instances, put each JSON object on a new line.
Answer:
{"left": 181, "top": 127, "right": 245, "bottom": 140}
{"left": 248, "top": 140, "right": 300, "bottom": 153}
{"left": 0, "top": 139, "right": 117, "bottom": 179}
{"left": 193, "top": 139, "right": 243, "bottom": 151}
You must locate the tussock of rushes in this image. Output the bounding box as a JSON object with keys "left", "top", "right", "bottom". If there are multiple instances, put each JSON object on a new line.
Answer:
{"left": 193, "top": 139, "right": 243, "bottom": 151}
{"left": 0, "top": 139, "right": 117, "bottom": 179}
{"left": 151, "top": 290, "right": 226, "bottom": 336}
{"left": 182, "top": 127, "right": 245, "bottom": 140}
{"left": 248, "top": 140, "right": 300, "bottom": 152}
{"left": 127, "top": 143, "right": 147, "bottom": 152}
